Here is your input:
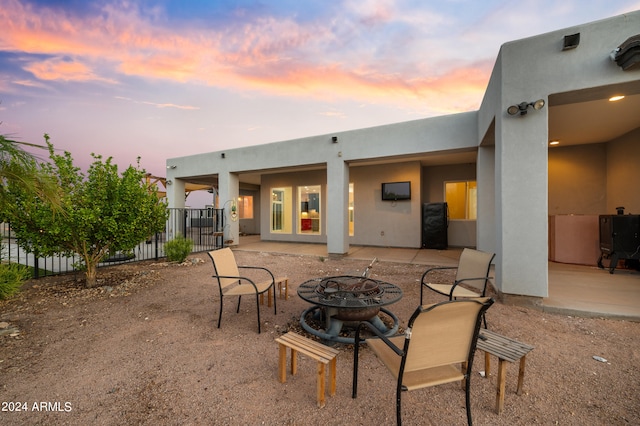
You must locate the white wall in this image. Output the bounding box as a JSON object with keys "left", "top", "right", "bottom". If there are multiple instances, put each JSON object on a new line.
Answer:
{"left": 259, "top": 162, "right": 424, "bottom": 248}
{"left": 350, "top": 162, "right": 422, "bottom": 247}
{"left": 548, "top": 144, "right": 608, "bottom": 215}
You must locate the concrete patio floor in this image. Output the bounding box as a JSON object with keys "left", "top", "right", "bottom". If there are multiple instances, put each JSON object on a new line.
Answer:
{"left": 233, "top": 235, "right": 640, "bottom": 322}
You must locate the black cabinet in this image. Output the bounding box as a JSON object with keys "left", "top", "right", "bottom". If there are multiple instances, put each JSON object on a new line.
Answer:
{"left": 597, "top": 214, "right": 640, "bottom": 273}
{"left": 422, "top": 203, "right": 448, "bottom": 249}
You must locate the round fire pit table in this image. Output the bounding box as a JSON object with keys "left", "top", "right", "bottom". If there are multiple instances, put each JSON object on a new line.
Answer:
{"left": 297, "top": 275, "right": 403, "bottom": 344}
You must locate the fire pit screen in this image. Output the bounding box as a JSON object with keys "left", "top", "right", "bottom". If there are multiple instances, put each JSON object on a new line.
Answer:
{"left": 297, "top": 275, "right": 403, "bottom": 344}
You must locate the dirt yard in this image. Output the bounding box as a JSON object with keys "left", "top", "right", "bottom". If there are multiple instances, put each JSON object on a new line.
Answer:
{"left": 1, "top": 250, "right": 639, "bottom": 425}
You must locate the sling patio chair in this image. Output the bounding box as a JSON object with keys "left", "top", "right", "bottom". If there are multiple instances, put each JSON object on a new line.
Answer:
{"left": 420, "top": 248, "right": 495, "bottom": 304}
{"left": 352, "top": 297, "right": 494, "bottom": 426}
{"left": 207, "top": 247, "right": 276, "bottom": 333}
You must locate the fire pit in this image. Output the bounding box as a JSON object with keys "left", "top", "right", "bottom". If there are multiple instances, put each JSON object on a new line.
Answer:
{"left": 297, "top": 275, "right": 403, "bottom": 344}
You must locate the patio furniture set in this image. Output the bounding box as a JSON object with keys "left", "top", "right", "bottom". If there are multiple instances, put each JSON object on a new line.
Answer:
{"left": 207, "top": 247, "right": 534, "bottom": 426}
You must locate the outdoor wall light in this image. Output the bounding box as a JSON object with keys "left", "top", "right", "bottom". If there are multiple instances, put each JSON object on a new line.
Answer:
{"left": 166, "top": 165, "right": 177, "bottom": 169}
{"left": 166, "top": 180, "right": 173, "bottom": 185}
{"left": 230, "top": 201, "right": 238, "bottom": 222}
{"left": 507, "top": 99, "right": 545, "bottom": 116}
{"left": 223, "top": 199, "right": 238, "bottom": 222}
{"left": 332, "top": 136, "right": 338, "bottom": 143}
{"left": 611, "top": 34, "right": 640, "bottom": 71}
{"left": 221, "top": 153, "right": 226, "bottom": 159}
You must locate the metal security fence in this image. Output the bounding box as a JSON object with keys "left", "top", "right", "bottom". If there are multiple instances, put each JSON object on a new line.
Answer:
{"left": 0, "top": 208, "right": 224, "bottom": 279}
{"left": 166, "top": 208, "right": 225, "bottom": 250}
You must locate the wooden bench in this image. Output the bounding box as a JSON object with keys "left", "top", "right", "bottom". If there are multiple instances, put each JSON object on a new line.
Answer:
{"left": 259, "top": 276, "right": 289, "bottom": 307}
{"left": 275, "top": 332, "right": 339, "bottom": 408}
{"left": 276, "top": 277, "right": 289, "bottom": 300}
{"left": 476, "top": 329, "right": 534, "bottom": 414}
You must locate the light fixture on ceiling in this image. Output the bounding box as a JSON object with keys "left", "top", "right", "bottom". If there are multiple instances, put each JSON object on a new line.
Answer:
{"left": 549, "top": 140, "right": 560, "bottom": 146}
{"left": 609, "top": 95, "right": 625, "bottom": 101}
{"left": 507, "top": 99, "right": 545, "bottom": 116}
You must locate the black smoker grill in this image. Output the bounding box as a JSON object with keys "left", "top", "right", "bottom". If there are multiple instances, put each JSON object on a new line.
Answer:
{"left": 597, "top": 213, "right": 640, "bottom": 274}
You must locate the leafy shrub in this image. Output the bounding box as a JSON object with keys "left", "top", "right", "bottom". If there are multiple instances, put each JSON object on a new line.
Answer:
{"left": 164, "top": 235, "right": 193, "bottom": 263}
{"left": 0, "top": 263, "right": 30, "bottom": 300}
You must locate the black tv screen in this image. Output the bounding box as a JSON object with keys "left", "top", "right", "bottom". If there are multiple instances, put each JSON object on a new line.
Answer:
{"left": 382, "top": 181, "right": 411, "bottom": 201}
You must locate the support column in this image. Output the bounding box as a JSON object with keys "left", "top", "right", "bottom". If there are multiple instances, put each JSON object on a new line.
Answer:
{"left": 326, "top": 159, "right": 349, "bottom": 256}
{"left": 165, "top": 177, "right": 185, "bottom": 209}
{"left": 165, "top": 177, "right": 185, "bottom": 241}
{"left": 218, "top": 172, "right": 240, "bottom": 246}
{"left": 495, "top": 109, "right": 548, "bottom": 298}
{"left": 477, "top": 144, "right": 496, "bottom": 254}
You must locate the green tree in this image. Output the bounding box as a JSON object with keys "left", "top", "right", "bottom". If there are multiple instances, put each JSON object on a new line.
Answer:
{"left": 4, "top": 134, "right": 169, "bottom": 288}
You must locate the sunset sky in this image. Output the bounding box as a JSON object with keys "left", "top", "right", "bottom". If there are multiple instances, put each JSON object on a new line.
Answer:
{"left": 1, "top": 0, "right": 638, "bottom": 207}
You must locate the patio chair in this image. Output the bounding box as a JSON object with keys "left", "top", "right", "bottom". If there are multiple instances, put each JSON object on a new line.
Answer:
{"left": 352, "top": 297, "right": 494, "bottom": 426}
{"left": 207, "top": 248, "right": 276, "bottom": 333}
{"left": 420, "top": 248, "right": 495, "bottom": 304}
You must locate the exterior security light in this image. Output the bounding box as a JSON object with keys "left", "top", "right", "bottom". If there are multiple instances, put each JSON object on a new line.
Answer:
{"left": 612, "top": 34, "right": 640, "bottom": 71}
{"left": 507, "top": 99, "right": 545, "bottom": 116}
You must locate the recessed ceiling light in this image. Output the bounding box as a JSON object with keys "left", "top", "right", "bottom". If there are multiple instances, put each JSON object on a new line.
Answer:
{"left": 609, "top": 95, "right": 625, "bottom": 101}
{"left": 549, "top": 140, "right": 560, "bottom": 146}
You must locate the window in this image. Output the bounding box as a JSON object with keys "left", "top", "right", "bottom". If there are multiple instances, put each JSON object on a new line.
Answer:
{"left": 445, "top": 181, "right": 477, "bottom": 220}
{"left": 271, "top": 187, "right": 292, "bottom": 233}
{"left": 298, "top": 185, "right": 321, "bottom": 234}
{"left": 238, "top": 196, "right": 253, "bottom": 219}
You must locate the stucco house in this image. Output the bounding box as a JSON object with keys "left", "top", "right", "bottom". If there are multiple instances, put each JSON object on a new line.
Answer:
{"left": 166, "top": 11, "right": 640, "bottom": 305}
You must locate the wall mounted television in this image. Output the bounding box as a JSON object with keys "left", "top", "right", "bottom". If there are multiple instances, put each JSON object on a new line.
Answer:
{"left": 382, "top": 181, "right": 411, "bottom": 201}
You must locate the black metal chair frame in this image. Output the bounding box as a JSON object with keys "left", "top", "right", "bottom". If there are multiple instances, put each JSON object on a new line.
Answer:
{"left": 208, "top": 249, "right": 276, "bottom": 333}
{"left": 420, "top": 249, "right": 495, "bottom": 328}
{"left": 352, "top": 298, "right": 494, "bottom": 426}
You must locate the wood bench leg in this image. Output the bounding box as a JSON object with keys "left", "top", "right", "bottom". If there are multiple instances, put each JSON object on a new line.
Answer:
{"left": 484, "top": 351, "right": 491, "bottom": 377}
{"left": 278, "top": 343, "right": 287, "bottom": 383}
{"left": 260, "top": 288, "right": 274, "bottom": 307}
{"left": 317, "top": 362, "right": 326, "bottom": 408}
{"left": 329, "top": 357, "right": 336, "bottom": 396}
{"left": 278, "top": 279, "right": 289, "bottom": 300}
{"left": 460, "top": 361, "right": 468, "bottom": 389}
{"left": 290, "top": 347, "right": 298, "bottom": 376}
{"left": 496, "top": 359, "right": 507, "bottom": 414}
{"left": 516, "top": 355, "right": 527, "bottom": 396}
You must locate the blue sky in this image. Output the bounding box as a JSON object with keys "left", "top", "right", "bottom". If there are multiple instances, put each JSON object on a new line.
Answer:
{"left": 1, "top": 0, "right": 639, "bottom": 207}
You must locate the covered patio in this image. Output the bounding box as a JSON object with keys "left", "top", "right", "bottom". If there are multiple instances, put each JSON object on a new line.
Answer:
{"left": 233, "top": 235, "right": 640, "bottom": 321}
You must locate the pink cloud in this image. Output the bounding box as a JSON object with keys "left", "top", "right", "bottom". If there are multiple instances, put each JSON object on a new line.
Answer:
{"left": 24, "top": 57, "right": 116, "bottom": 83}
{"left": 0, "top": 0, "right": 490, "bottom": 114}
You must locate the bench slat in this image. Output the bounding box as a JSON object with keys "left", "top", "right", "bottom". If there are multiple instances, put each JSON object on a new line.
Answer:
{"left": 477, "top": 330, "right": 533, "bottom": 363}
{"left": 276, "top": 332, "right": 338, "bottom": 364}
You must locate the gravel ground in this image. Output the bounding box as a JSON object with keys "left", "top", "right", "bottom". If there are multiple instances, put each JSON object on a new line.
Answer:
{"left": 1, "top": 250, "right": 639, "bottom": 425}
